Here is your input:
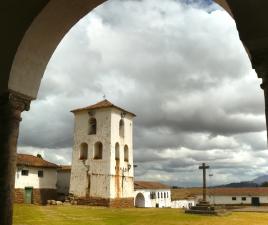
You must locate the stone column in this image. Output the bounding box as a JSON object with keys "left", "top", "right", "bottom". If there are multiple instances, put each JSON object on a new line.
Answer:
{"left": 0, "top": 91, "right": 31, "bottom": 225}
{"left": 261, "top": 78, "right": 268, "bottom": 142}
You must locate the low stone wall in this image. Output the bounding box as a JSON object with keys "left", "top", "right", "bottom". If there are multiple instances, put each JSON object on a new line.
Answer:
{"left": 14, "top": 189, "right": 24, "bottom": 204}
{"left": 110, "top": 198, "right": 134, "bottom": 208}
{"left": 33, "top": 189, "right": 57, "bottom": 205}
{"left": 76, "top": 197, "right": 134, "bottom": 208}
{"left": 14, "top": 188, "right": 57, "bottom": 205}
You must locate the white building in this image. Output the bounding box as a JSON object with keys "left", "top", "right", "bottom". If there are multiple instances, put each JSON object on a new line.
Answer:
{"left": 171, "top": 199, "right": 196, "bottom": 209}
{"left": 134, "top": 181, "right": 171, "bottom": 208}
{"left": 202, "top": 188, "right": 268, "bottom": 206}
{"left": 172, "top": 188, "right": 268, "bottom": 207}
{"left": 69, "top": 99, "right": 136, "bottom": 207}
{"left": 15, "top": 154, "right": 58, "bottom": 204}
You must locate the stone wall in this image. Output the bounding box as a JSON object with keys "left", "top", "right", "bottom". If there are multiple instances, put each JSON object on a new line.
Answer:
{"left": 14, "top": 189, "right": 24, "bottom": 204}
{"left": 76, "top": 197, "right": 134, "bottom": 208}
{"left": 110, "top": 198, "right": 134, "bottom": 208}
{"left": 14, "top": 188, "right": 57, "bottom": 205}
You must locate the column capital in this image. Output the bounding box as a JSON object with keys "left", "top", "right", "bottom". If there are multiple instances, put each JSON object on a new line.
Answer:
{"left": 0, "top": 91, "right": 32, "bottom": 121}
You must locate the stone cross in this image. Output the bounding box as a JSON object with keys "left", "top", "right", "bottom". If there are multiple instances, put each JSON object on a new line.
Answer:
{"left": 199, "top": 163, "right": 210, "bottom": 202}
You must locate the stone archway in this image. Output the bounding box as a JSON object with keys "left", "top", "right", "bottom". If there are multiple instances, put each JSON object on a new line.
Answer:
{"left": 135, "top": 192, "right": 145, "bottom": 208}
{"left": 1, "top": 1, "right": 268, "bottom": 225}
{"left": 5, "top": 0, "right": 235, "bottom": 101}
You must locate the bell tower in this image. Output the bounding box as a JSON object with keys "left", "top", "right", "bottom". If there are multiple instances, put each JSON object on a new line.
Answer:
{"left": 69, "top": 99, "right": 135, "bottom": 207}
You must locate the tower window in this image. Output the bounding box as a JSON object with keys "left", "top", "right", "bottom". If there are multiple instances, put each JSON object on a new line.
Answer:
{"left": 124, "top": 145, "right": 129, "bottom": 162}
{"left": 88, "top": 118, "right": 97, "bottom": 135}
{"left": 79, "top": 143, "right": 88, "bottom": 160}
{"left": 119, "top": 119, "right": 124, "bottom": 137}
{"left": 94, "top": 142, "right": 103, "bottom": 160}
{"left": 115, "top": 143, "right": 120, "bottom": 161}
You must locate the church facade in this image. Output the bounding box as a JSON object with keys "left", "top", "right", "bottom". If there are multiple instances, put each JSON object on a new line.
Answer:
{"left": 69, "top": 100, "right": 135, "bottom": 207}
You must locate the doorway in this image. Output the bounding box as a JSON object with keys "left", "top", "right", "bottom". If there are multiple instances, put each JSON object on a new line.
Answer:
{"left": 135, "top": 193, "right": 145, "bottom": 208}
{"left": 24, "top": 187, "right": 33, "bottom": 204}
{"left": 251, "top": 197, "right": 260, "bottom": 206}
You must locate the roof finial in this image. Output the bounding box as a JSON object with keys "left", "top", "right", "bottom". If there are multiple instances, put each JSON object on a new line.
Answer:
{"left": 103, "top": 94, "right": 106, "bottom": 100}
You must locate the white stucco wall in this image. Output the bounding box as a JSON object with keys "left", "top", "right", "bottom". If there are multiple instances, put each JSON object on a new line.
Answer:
{"left": 70, "top": 109, "right": 112, "bottom": 197}
{"left": 57, "top": 170, "right": 71, "bottom": 194}
{"left": 171, "top": 200, "right": 196, "bottom": 209}
{"left": 196, "top": 195, "right": 268, "bottom": 205}
{"left": 110, "top": 109, "right": 134, "bottom": 198}
{"left": 15, "top": 166, "right": 57, "bottom": 189}
{"left": 70, "top": 107, "right": 135, "bottom": 200}
{"left": 134, "top": 189, "right": 171, "bottom": 208}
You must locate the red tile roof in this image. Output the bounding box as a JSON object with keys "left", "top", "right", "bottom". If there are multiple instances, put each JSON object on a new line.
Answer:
{"left": 17, "top": 154, "right": 58, "bottom": 169}
{"left": 135, "top": 181, "right": 170, "bottom": 190}
{"left": 71, "top": 99, "right": 136, "bottom": 116}
{"left": 58, "top": 165, "right": 72, "bottom": 171}
{"left": 171, "top": 187, "right": 268, "bottom": 200}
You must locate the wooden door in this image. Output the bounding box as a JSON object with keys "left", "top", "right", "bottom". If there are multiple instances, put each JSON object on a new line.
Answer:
{"left": 24, "top": 187, "right": 33, "bottom": 204}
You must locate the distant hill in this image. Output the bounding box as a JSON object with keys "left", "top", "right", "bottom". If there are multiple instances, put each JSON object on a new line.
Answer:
{"left": 253, "top": 175, "right": 268, "bottom": 185}
{"left": 213, "top": 175, "right": 268, "bottom": 188}
{"left": 215, "top": 181, "right": 258, "bottom": 188}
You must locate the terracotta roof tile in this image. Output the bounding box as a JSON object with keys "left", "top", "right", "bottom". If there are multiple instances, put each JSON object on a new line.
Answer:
{"left": 17, "top": 154, "right": 58, "bottom": 168}
{"left": 171, "top": 187, "right": 268, "bottom": 200}
{"left": 71, "top": 99, "right": 136, "bottom": 116}
{"left": 135, "top": 181, "right": 170, "bottom": 190}
{"left": 58, "top": 165, "right": 72, "bottom": 171}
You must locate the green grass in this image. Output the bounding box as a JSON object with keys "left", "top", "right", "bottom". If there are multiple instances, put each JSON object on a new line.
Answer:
{"left": 13, "top": 204, "right": 268, "bottom": 225}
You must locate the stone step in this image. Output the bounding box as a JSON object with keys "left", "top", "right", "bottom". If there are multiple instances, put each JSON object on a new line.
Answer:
{"left": 190, "top": 206, "right": 215, "bottom": 210}
{"left": 185, "top": 209, "right": 218, "bottom": 215}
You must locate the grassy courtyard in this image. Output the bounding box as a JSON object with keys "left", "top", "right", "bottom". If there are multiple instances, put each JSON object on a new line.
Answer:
{"left": 14, "top": 204, "right": 268, "bottom": 225}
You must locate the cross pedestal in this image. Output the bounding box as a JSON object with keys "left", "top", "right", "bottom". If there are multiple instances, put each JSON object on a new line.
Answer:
{"left": 185, "top": 163, "right": 230, "bottom": 216}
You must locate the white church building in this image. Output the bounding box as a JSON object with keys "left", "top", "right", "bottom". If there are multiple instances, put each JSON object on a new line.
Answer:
{"left": 134, "top": 181, "right": 171, "bottom": 208}
{"left": 69, "top": 99, "right": 136, "bottom": 207}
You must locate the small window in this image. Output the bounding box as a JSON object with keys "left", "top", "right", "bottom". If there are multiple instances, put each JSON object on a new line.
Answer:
{"left": 88, "top": 118, "right": 97, "bottom": 135}
{"left": 164, "top": 192, "right": 166, "bottom": 198}
{"left": 161, "top": 192, "right": 163, "bottom": 198}
{"left": 79, "top": 143, "right": 88, "bottom": 160}
{"left": 124, "top": 145, "right": 129, "bottom": 162}
{"left": 167, "top": 192, "right": 169, "bottom": 198}
{"left": 21, "top": 170, "right": 29, "bottom": 176}
{"left": 38, "top": 170, "right": 44, "bottom": 178}
{"left": 150, "top": 192, "right": 156, "bottom": 199}
{"left": 232, "top": 197, "right": 236, "bottom": 201}
{"left": 94, "top": 142, "right": 103, "bottom": 160}
{"left": 115, "top": 143, "right": 120, "bottom": 161}
{"left": 119, "top": 119, "right": 124, "bottom": 137}
{"left": 158, "top": 192, "right": 160, "bottom": 198}
{"left": 242, "top": 197, "right": 246, "bottom": 201}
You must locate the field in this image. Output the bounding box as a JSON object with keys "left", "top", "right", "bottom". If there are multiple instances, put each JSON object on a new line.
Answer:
{"left": 14, "top": 204, "right": 268, "bottom": 225}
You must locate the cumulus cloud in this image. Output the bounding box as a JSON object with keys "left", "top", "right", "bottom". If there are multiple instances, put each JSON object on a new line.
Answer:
{"left": 18, "top": 0, "right": 267, "bottom": 186}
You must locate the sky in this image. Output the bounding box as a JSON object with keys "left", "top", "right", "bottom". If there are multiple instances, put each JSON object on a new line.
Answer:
{"left": 18, "top": 0, "right": 268, "bottom": 187}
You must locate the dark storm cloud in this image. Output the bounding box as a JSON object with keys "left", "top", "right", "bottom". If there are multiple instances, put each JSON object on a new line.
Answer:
{"left": 18, "top": 0, "right": 268, "bottom": 186}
